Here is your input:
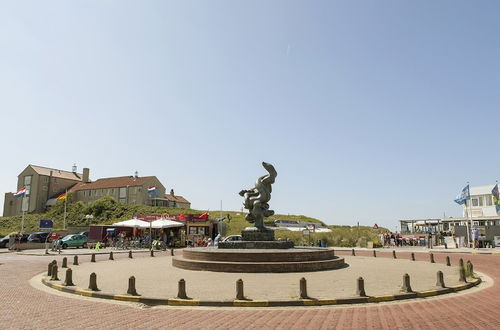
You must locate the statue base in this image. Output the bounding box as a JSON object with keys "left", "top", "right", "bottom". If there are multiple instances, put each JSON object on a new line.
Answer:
{"left": 241, "top": 227, "right": 275, "bottom": 241}
{"left": 218, "top": 240, "right": 294, "bottom": 249}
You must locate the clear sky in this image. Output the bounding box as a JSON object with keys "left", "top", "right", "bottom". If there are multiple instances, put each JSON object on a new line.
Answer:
{"left": 1, "top": 1, "right": 500, "bottom": 230}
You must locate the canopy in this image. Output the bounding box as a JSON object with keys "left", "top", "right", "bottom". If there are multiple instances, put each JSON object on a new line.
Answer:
{"left": 150, "top": 218, "right": 184, "bottom": 229}
{"left": 112, "top": 219, "right": 150, "bottom": 228}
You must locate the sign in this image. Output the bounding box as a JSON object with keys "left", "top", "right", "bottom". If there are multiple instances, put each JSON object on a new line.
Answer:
{"left": 494, "top": 236, "right": 500, "bottom": 248}
{"left": 302, "top": 229, "right": 310, "bottom": 235}
{"left": 39, "top": 219, "right": 53, "bottom": 229}
{"left": 373, "top": 224, "right": 379, "bottom": 229}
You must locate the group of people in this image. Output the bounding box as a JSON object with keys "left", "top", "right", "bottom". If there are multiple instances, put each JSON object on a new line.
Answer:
{"left": 381, "top": 232, "right": 429, "bottom": 247}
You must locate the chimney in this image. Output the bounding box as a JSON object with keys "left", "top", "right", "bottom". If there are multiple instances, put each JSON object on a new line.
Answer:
{"left": 72, "top": 164, "right": 77, "bottom": 173}
{"left": 82, "top": 168, "right": 90, "bottom": 183}
{"left": 170, "top": 189, "right": 174, "bottom": 196}
{"left": 134, "top": 171, "right": 139, "bottom": 178}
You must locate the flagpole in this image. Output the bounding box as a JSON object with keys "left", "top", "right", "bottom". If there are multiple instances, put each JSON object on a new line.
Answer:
{"left": 21, "top": 194, "right": 26, "bottom": 234}
{"left": 63, "top": 189, "right": 67, "bottom": 230}
{"left": 466, "top": 182, "right": 472, "bottom": 248}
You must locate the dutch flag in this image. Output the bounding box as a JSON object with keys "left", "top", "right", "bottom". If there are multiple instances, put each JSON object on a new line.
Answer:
{"left": 13, "top": 187, "right": 27, "bottom": 198}
{"left": 147, "top": 186, "right": 156, "bottom": 193}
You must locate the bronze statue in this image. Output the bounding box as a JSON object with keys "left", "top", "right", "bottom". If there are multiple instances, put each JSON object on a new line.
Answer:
{"left": 239, "top": 162, "right": 277, "bottom": 230}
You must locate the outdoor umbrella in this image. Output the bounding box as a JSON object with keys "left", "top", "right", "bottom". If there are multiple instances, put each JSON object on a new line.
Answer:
{"left": 150, "top": 218, "right": 184, "bottom": 229}
{"left": 112, "top": 219, "right": 150, "bottom": 228}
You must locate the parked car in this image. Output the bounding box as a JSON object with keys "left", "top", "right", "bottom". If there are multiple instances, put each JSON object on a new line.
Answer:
{"left": 222, "top": 235, "right": 242, "bottom": 242}
{"left": 19, "top": 233, "right": 29, "bottom": 243}
{"left": 79, "top": 231, "right": 89, "bottom": 237}
{"left": 59, "top": 234, "right": 88, "bottom": 249}
{"left": 27, "top": 232, "right": 50, "bottom": 243}
{"left": 0, "top": 235, "right": 10, "bottom": 248}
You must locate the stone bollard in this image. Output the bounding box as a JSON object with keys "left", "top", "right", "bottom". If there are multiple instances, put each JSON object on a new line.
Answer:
{"left": 177, "top": 279, "right": 188, "bottom": 299}
{"left": 64, "top": 268, "right": 74, "bottom": 286}
{"left": 47, "top": 261, "right": 55, "bottom": 276}
{"left": 356, "top": 277, "right": 367, "bottom": 297}
{"left": 392, "top": 250, "right": 397, "bottom": 259}
{"left": 351, "top": 249, "right": 356, "bottom": 256}
{"left": 411, "top": 252, "right": 415, "bottom": 261}
{"left": 373, "top": 250, "right": 377, "bottom": 257}
{"left": 402, "top": 273, "right": 413, "bottom": 293}
{"left": 127, "top": 276, "right": 139, "bottom": 296}
{"left": 236, "top": 279, "right": 244, "bottom": 300}
{"left": 466, "top": 261, "right": 474, "bottom": 278}
{"left": 73, "top": 255, "right": 79, "bottom": 266}
{"left": 62, "top": 257, "right": 68, "bottom": 268}
{"left": 459, "top": 258, "right": 464, "bottom": 269}
{"left": 436, "top": 271, "right": 445, "bottom": 288}
{"left": 429, "top": 253, "right": 435, "bottom": 263}
{"left": 51, "top": 264, "right": 59, "bottom": 281}
{"left": 128, "top": 250, "right": 133, "bottom": 259}
{"left": 446, "top": 256, "right": 451, "bottom": 266}
{"left": 300, "top": 277, "right": 308, "bottom": 299}
{"left": 150, "top": 250, "right": 154, "bottom": 257}
{"left": 459, "top": 267, "right": 467, "bottom": 283}
{"left": 170, "top": 248, "right": 174, "bottom": 256}
{"left": 109, "top": 251, "right": 114, "bottom": 260}
{"left": 91, "top": 253, "right": 96, "bottom": 263}
{"left": 88, "top": 272, "right": 99, "bottom": 291}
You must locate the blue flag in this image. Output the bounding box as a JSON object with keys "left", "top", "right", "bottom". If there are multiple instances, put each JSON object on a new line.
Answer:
{"left": 454, "top": 185, "right": 470, "bottom": 205}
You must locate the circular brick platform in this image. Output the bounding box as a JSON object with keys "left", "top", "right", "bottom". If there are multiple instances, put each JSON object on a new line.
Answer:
{"left": 172, "top": 247, "right": 346, "bottom": 272}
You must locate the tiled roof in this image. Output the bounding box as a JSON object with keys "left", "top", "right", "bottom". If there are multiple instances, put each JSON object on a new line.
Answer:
{"left": 69, "top": 176, "right": 156, "bottom": 191}
{"left": 29, "top": 165, "right": 82, "bottom": 181}
{"left": 165, "top": 194, "right": 190, "bottom": 204}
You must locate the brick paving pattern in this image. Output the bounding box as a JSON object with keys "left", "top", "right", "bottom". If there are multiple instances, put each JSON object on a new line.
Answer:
{"left": 0, "top": 250, "right": 499, "bottom": 329}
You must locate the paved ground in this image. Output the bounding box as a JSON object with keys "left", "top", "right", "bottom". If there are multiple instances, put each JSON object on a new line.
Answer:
{"left": 65, "top": 254, "right": 464, "bottom": 300}
{"left": 1, "top": 250, "right": 499, "bottom": 329}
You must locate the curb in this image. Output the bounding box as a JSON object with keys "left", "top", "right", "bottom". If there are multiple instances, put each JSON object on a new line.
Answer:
{"left": 41, "top": 276, "right": 482, "bottom": 308}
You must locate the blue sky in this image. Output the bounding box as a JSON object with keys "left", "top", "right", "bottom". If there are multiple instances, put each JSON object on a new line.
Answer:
{"left": 1, "top": 1, "right": 499, "bottom": 230}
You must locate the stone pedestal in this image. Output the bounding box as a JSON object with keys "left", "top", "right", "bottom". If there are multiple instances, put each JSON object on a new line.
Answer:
{"left": 241, "top": 227, "right": 275, "bottom": 241}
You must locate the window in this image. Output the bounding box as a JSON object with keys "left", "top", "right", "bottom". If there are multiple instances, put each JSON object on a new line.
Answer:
{"left": 43, "top": 177, "right": 49, "bottom": 183}
{"left": 486, "top": 195, "right": 493, "bottom": 206}
{"left": 472, "top": 198, "right": 478, "bottom": 207}
{"left": 478, "top": 196, "right": 484, "bottom": 206}
{"left": 119, "top": 187, "right": 127, "bottom": 198}
{"left": 24, "top": 176, "right": 32, "bottom": 185}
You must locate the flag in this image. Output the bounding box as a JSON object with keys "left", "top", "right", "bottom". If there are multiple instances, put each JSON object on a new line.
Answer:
{"left": 492, "top": 184, "right": 500, "bottom": 215}
{"left": 147, "top": 186, "right": 157, "bottom": 197}
{"left": 198, "top": 212, "right": 209, "bottom": 219}
{"left": 13, "top": 187, "right": 27, "bottom": 198}
{"left": 454, "top": 185, "right": 470, "bottom": 205}
{"left": 492, "top": 184, "right": 499, "bottom": 205}
{"left": 56, "top": 192, "right": 67, "bottom": 200}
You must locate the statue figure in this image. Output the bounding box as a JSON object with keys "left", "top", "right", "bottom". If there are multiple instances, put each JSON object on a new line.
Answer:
{"left": 239, "top": 162, "right": 277, "bottom": 230}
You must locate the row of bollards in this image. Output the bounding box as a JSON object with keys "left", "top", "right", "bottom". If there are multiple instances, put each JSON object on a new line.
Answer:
{"left": 47, "top": 268, "right": 470, "bottom": 299}
{"left": 354, "top": 250, "right": 463, "bottom": 269}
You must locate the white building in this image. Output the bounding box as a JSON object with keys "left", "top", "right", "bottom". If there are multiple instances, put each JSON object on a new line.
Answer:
{"left": 464, "top": 185, "right": 497, "bottom": 218}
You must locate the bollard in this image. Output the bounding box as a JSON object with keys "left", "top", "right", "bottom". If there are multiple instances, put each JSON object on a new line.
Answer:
{"left": 150, "top": 250, "right": 154, "bottom": 257}
{"left": 89, "top": 272, "right": 99, "bottom": 291}
{"left": 373, "top": 250, "right": 377, "bottom": 257}
{"left": 411, "top": 252, "right": 415, "bottom": 261}
{"left": 436, "top": 270, "right": 445, "bottom": 288}
{"left": 332, "top": 248, "right": 335, "bottom": 256}
{"left": 446, "top": 256, "right": 451, "bottom": 266}
{"left": 171, "top": 248, "right": 174, "bottom": 256}
{"left": 128, "top": 250, "right": 133, "bottom": 259}
{"left": 51, "top": 264, "right": 59, "bottom": 281}
{"left": 91, "top": 253, "right": 96, "bottom": 263}
{"left": 177, "top": 279, "right": 188, "bottom": 299}
{"left": 62, "top": 257, "right": 68, "bottom": 268}
{"left": 236, "top": 279, "right": 244, "bottom": 300}
{"left": 459, "top": 258, "right": 464, "bottom": 269}
{"left": 466, "top": 261, "right": 474, "bottom": 278}
{"left": 47, "top": 261, "right": 55, "bottom": 276}
{"left": 356, "top": 277, "right": 367, "bottom": 297}
{"left": 127, "top": 276, "right": 139, "bottom": 296}
{"left": 351, "top": 249, "right": 356, "bottom": 256}
{"left": 459, "top": 267, "right": 467, "bottom": 283}
{"left": 64, "top": 268, "right": 74, "bottom": 286}
{"left": 109, "top": 251, "right": 114, "bottom": 260}
{"left": 402, "top": 273, "right": 413, "bottom": 293}
{"left": 300, "top": 277, "right": 308, "bottom": 299}
{"left": 429, "top": 253, "right": 435, "bottom": 263}
{"left": 392, "top": 250, "right": 397, "bottom": 259}
{"left": 73, "top": 255, "right": 79, "bottom": 266}
{"left": 45, "top": 249, "right": 49, "bottom": 255}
